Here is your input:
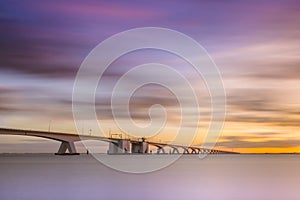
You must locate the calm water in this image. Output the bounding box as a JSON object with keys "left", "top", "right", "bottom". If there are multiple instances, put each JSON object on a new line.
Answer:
{"left": 0, "top": 154, "right": 299, "bottom": 200}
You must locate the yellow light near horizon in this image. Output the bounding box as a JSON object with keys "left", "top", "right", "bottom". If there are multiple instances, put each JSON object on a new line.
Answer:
{"left": 235, "top": 147, "right": 300, "bottom": 154}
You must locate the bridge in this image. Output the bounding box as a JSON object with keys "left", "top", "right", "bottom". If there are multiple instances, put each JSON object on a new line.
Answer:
{"left": 0, "top": 127, "right": 237, "bottom": 155}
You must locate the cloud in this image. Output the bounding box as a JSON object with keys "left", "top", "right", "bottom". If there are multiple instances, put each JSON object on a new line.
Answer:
{"left": 0, "top": 0, "right": 175, "bottom": 79}
{"left": 217, "top": 135, "right": 300, "bottom": 149}
{"left": 63, "top": 85, "right": 181, "bottom": 121}
{"left": 0, "top": 17, "right": 84, "bottom": 78}
{"left": 1, "top": 0, "right": 300, "bottom": 152}
{"left": 226, "top": 88, "right": 300, "bottom": 127}
{"left": 214, "top": 39, "right": 300, "bottom": 80}
{"left": 40, "top": 1, "right": 164, "bottom": 19}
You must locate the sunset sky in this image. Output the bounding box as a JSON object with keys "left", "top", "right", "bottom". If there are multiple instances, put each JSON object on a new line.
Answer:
{"left": 0, "top": 0, "right": 300, "bottom": 153}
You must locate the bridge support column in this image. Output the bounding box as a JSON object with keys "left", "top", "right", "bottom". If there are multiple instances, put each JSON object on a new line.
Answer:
{"left": 171, "top": 147, "right": 179, "bottom": 154}
{"left": 206, "top": 149, "right": 211, "bottom": 154}
{"left": 108, "top": 139, "right": 130, "bottom": 154}
{"left": 55, "top": 141, "right": 79, "bottom": 155}
{"left": 157, "top": 146, "right": 166, "bottom": 154}
{"left": 131, "top": 141, "right": 149, "bottom": 154}
{"left": 198, "top": 149, "right": 203, "bottom": 154}
{"left": 190, "top": 148, "right": 197, "bottom": 154}
{"left": 182, "top": 147, "right": 190, "bottom": 154}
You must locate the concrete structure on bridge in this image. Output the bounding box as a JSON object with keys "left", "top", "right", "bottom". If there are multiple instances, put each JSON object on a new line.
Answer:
{"left": 131, "top": 141, "right": 149, "bottom": 154}
{"left": 107, "top": 137, "right": 149, "bottom": 154}
{"left": 0, "top": 128, "right": 238, "bottom": 155}
{"left": 108, "top": 139, "right": 130, "bottom": 154}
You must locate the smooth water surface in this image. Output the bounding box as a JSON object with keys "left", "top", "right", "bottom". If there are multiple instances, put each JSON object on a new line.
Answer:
{"left": 0, "top": 154, "right": 299, "bottom": 200}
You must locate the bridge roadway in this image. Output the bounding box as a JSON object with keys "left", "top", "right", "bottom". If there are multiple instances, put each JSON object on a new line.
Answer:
{"left": 0, "top": 127, "right": 237, "bottom": 155}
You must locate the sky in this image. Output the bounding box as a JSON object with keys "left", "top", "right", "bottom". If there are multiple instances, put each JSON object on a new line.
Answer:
{"left": 0, "top": 0, "right": 300, "bottom": 153}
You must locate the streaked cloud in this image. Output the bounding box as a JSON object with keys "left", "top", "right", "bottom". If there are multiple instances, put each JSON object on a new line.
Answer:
{"left": 0, "top": 0, "right": 299, "bottom": 152}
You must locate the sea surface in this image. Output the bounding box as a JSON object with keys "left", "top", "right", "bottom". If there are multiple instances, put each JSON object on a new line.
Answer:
{"left": 0, "top": 154, "right": 299, "bottom": 200}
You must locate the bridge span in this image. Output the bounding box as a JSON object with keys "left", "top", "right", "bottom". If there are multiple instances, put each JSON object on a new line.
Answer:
{"left": 0, "top": 128, "right": 238, "bottom": 155}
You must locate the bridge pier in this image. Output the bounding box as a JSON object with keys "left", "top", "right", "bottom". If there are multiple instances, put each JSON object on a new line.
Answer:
{"left": 171, "top": 147, "right": 179, "bottom": 154}
{"left": 190, "top": 148, "right": 197, "bottom": 154}
{"left": 55, "top": 141, "right": 79, "bottom": 155}
{"left": 199, "top": 149, "right": 205, "bottom": 154}
{"left": 157, "top": 146, "right": 166, "bottom": 154}
{"left": 108, "top": 139, "right": 130, "bottom": 154}
{"left": 131, "top": 141, "right": 149, "bottom": 154}
{"left": 182, "top": 147, "right": 190, "bottom": 154}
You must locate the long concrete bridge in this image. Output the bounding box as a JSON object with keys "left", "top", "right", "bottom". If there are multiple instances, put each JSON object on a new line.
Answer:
{"left": 0, "top": 127, "right": 237, "bottom": 155}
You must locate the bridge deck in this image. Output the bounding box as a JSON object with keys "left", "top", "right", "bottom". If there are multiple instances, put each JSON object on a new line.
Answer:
{"left": 0, "top": 127, "right": 239, "bottom": 154}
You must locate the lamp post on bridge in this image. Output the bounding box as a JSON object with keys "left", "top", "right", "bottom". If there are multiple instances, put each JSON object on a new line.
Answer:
{"left": 48, "top": 120, "right": 51, "bottom": 132}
